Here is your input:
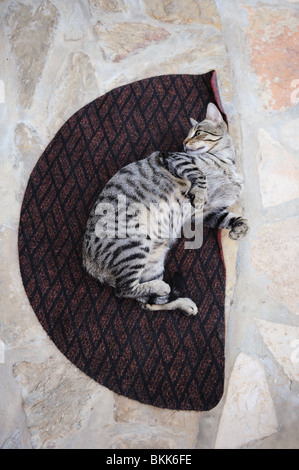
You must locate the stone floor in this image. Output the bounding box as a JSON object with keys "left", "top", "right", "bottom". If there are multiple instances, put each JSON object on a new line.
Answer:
{"left": 0, "top": 0, "right": 298, "bottom": 449}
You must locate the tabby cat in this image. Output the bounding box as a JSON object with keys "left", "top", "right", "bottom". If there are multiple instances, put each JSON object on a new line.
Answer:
{"left": 83, "top": 103, "right": 249, "bottom": 316}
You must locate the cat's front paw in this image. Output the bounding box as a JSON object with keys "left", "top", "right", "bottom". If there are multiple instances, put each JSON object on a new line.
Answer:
{"left": 190, "top": 188, "right": 207, "bottom": 209}
{"left": 229, "top": 217, "right": 249, "bottom": 240}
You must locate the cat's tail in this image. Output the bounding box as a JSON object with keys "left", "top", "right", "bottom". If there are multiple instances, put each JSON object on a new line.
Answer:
{"left": 145, "top": 272, "right": 198, "bottom": 317}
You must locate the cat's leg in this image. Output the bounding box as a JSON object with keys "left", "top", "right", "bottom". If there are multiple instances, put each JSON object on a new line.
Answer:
{"left": 144, "top": 269, "right": 198, "bottom": 316}
{"left": 135, "top": 241, "right": 197, "bottom": 316}
{"left": 115, "top": 261, "right": 171, "bottom": 300}
{"left": 179, "top": 166, "right": 207, "bottom": 209}
{"left": 146, "top": 298, "right": 198, "bottom": 316}
{"left": 116, "top": 278, "right": 171, "bottom": 299}
{"left": 139, "top": 240, "right": 168, "bottom": 284}
{"left": 134, "top": 240, "right": 172, "bottom": 304}
{"left": 204, "top": 208, "right": 249, "bottom": 239}
{"left": 163, "top": 153, "right": 207, "bottom": 208}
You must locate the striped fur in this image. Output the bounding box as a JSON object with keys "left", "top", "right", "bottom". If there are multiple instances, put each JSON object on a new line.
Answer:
{"left": 82, "top": 103, "right": 249, "bottom": 316}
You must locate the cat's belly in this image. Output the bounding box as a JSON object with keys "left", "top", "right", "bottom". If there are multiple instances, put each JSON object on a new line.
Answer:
{"left": 146, "top": 200, "right": 183, "bottom": 241}
{"left": 205, "top": 178, "right": 241, "bottom": 213}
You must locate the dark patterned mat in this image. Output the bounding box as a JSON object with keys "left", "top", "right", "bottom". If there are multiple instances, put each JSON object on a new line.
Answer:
{"left": 18, "top": 71, "right": 226, "bottom": 411}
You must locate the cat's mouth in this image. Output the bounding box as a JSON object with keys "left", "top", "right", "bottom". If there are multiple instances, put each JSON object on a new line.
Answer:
{"left": 184, "top": 145, "right": 208, "bottom": 154}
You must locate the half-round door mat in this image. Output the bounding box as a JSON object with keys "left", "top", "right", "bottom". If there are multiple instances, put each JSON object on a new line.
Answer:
{"left": 18, "top": 71, "right": 226, "bottom": 411}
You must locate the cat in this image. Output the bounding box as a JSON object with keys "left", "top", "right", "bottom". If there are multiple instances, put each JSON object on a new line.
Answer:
{"left": 82, "top": 103, "right": 249, "bottom": 316}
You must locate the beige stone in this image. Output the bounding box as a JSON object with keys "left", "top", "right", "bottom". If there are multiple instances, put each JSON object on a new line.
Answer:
{"left": 63, "top": 3, "right": 86, "bottom": 41}
{"left": 0, "top": 160, "right": 21, "bottom": 230}
{"left": 110, "top": 428, "right": 177, "bottom": 449}
{"left": 128, "top": 28, "right": 232, "bottom": 102}
{"left": 14, "top": 123, "right": 43, "bottom": 160}
{"left": 1, "top": 430, "right": 21, "bottom": 450}
{"left": 221, "top": 226, "right": 238, "bottom": 298}
{"left": 250, "top": 217, "right": 299, "bottom": 316}
{"left": 14, "top": 123, "right": 45, "bottom": 193}
{"left": 48, "top": 52, "right": 99, "bottom": 130}
{"left": 257, "top": 129, "right": 299, "bottom": 208}
{"left": 114, "top": 394, "right": 199, "bottom": 429}
{"left": 6, "top": 1, "right": 59, "bottom": 108}
{"left": 280, "top": 118, "right": 299, "bottom": 151}
{"left": 0, "top": 224, "right": 44, "bottom": 352}
{"left": 255, "top": 319, "right": 299, "bottom": 382}
{"left": 245, "top": 6, "right": 299, "bottom": 110}
{"left": 215, "top": 353, "right": 277, "bottom": 449}
{"left": 13, "top": 357, "right": 104, "bottom": 449}
{"left": 144, "top": 0, "right": 221, "bottom": 29}
{"left": 89, "top": 0, "right": 127, "bottom": 14}
{"left": 94, "top": 22, "right": 170, "bottom": 62}
{"left": 113, "top": 395, "right": 200, "bottom": 448}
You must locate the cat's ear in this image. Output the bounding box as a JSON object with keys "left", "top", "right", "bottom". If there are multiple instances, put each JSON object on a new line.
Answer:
{"left": 190, "top": 117, "right": 198, "bottom": 127}
{"left": 206, "top": 103, "right": 223, "bottom": 124}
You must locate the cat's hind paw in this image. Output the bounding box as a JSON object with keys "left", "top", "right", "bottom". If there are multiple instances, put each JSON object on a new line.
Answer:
{"left": 145, "top": 297, "right": 198, "bottom": 316}
{"left": 150, "top": 280, "right": 171, "bottom": 296}
{"left": 177, "top": 298, "right": 198, "bottom": 316}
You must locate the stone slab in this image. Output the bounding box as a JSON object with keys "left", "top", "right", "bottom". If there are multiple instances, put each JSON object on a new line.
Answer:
{"left": 257, "top": 129, "right": 299, "bottom": 208}
{"left": 245, "top": 6, "right": 299, "bottom": 111}
{"left": 250, "top": 217, "right": 299, "bottom": 315}
{"left": 255, "top": 319, "right": 299, "bottom": 382}
{"left": 215, "top": 353, "right": 278, "bottom": 448}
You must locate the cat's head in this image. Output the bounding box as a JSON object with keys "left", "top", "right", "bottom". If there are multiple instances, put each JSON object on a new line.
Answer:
{"left": 183, "top": 103, "right": 228, "bottom": 155}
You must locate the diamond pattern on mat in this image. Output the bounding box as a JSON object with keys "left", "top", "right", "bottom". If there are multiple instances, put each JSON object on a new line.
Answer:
{"left": 18, "top": 72, "right": 226, "bottom": 411}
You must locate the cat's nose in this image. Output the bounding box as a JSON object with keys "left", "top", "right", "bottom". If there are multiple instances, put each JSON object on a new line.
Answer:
{"left": 183, "top": 138, "right": 188, "bottom": 145}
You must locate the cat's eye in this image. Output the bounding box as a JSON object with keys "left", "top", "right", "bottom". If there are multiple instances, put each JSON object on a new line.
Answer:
{"left": 195, "top": 130, "right": 201, "bottom": 136}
